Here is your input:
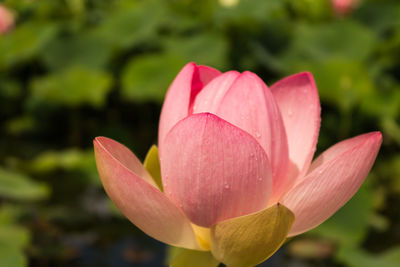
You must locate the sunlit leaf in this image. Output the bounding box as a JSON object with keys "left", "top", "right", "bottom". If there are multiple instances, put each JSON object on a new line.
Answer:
{"left": 337, "top": 246, "right": 400, "bottom": 267}
{"left": 0, "top": 168, "right": 49, "bottom": 201}
{"left": 29, "top": 149, "right": 99, "bottom": 184}
{"left": 0, "top": 246, "right": 27, "bottom": 267}
{"left": 0, "top": 206, "right": 29, "bottom": 267}
{"left": 30, "top": 66, "right": 113, "bottom": 107}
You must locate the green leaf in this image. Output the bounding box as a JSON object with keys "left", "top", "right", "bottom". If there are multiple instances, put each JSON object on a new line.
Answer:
{"left": 355, "top": 2, "right": 400, "bottom": 34}
{"left": 164, "top": 32, "right": 228, "bottom": 70}
{"left": 282, "top": 21, "right": 376, "bottom": 64}
{"left": 360, "top": 82, "right": 400, "bottom": 119}
{"left": 337, "top": 246, "right": 400, "bottom": 267}
{"left": 144, "top": 145, "right": 163, "bottom": 191}
{"left": 121, "top": 53, "right": 185, "bottom": 103}
{"left": 0, "top": 168, "right": 49, "bottom": 201}
{"left": 216, "top": 0, "right": 284, "bottom": 24}
{"left": 0, "top": 206, "right": 30, "bottom": 267}
{"left": 210, "top": 203, "right": 294, "bottom": 267}
{"left": 286, "top": 0, "right": 332, "bottom": 20}
{"left": 41, "top": 34, "right": 112, "bottom": 71}
{"left": 0, "top": 245, "right": 27, "bottom": 267}
{"left": 30, "top": 66, "right": 113, "bottom": 107}
{"left": 93, "top": 0, "right": 166, "bottom": 49}
{"left": 0, "top": 79, "right": 22, "bottom": 99}
{"left": 0, "top": 22, "right": 57, "bottom": 69}
{"left": 170, "top": 249, "right": 219, "bottom": 267}
{"left": 29, "top": 149, "right": 99, "bottom": 184}
{"left": 5, "top": 115, "right": 35, "bottom": 136}
{"left": 0, "top": 224, "right": 30, "bottom": 250}
{"left": 381, "top": 118, "right": 400, "bottom": 146}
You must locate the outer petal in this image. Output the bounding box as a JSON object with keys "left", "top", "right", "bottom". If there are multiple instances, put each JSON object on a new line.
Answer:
{"left": 161, "top": 113, "right": 273, "bottom": 227}
{"left": 158, "top": 62, "right": 221, "bottom": 147}
{"left": 282, "top": 132, "right": 382, "bottom": 236}
{"left": 193, "top": 72, "right": 289, "bottom": 201}
{"left": 94, "top": 137, "right": 202, "bottom": 249}
{"left": 270, "top": 72, "right": 321, "bottom": 188}
{"left": 210, "top": 203, "right": 294, "bottom": 267}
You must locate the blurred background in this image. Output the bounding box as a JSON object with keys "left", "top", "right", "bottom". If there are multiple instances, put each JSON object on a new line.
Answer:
{"left": 0, "top": 0, "right": 399, "bottom": 266}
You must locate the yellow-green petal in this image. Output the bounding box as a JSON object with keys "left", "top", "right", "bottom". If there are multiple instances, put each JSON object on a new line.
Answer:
{"left": 210, "top": 203, "right": 295, "bottom": 267}
{"left": 170, "top": 249, "right": 220, "bottom": 267}
{"left": 192, "top": 224, "right": 211, "bottom": 250}
{"left": 144, "top": 145, "right": 163, "bottom": 191}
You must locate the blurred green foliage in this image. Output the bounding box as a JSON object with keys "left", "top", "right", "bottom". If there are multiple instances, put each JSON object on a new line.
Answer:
{"left": 0, "top": 0, "right": 399, "bottom": 266}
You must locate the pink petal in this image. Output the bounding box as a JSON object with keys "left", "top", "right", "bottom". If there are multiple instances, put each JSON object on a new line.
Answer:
{"left": 193, "top": 72, "right": 289, "bottom": 201}
{"left": 94, "top": 137, "right": 202, "bottom": 249}
{"left": 192, "top": 71, "right": 241, "bottom": 114}
{"left": 158, "top": 63, "right": 221, "bottom": 148}
{"left": 161, "top": 113, "right": 273, "bottom": 227}
{"left": 282, "top": 132, "right": 382, "bottom": 236}
{"left": 0, "top": 5, "right": 15, "bottom": 34}
{"left": 270, "top": 72, "right": 321, "bottom": 189}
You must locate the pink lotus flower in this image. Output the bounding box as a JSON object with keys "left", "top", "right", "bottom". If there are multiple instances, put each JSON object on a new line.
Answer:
{"left": 94, "top": 63, "right": 381, "bottom": 265}
{"left": 332, "top": 0, "right": 360, "bottom": 15}
{"left": 0, "top": 4, "right": 15, "bottom": 34}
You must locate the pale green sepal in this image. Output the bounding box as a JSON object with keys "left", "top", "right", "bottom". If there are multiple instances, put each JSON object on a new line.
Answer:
{"left": 210, "top": 203, "right": 295, "bottom": 267}
{"left": 143, "top": 145, "right": 163, "bottom": 191}
{"left": 170, "top": 248, "right": 220, "bottom": 267}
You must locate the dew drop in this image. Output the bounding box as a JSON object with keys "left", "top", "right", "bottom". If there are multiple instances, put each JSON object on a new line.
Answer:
{"left": 224, "top": 183, "right": 230, "bottom": 189}
{"left": 288, "top": 109, "right": 293, "bottom": 117}
{"left": 255, "top": 132, "right": 261, "bottom": 138}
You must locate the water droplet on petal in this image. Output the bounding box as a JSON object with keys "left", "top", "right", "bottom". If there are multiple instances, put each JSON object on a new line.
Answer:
{"left": 224, "top": 183, "right": 230, "bottom": 189}
{"left": 255, "top": 132, "right": 261, "bottom": 138}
